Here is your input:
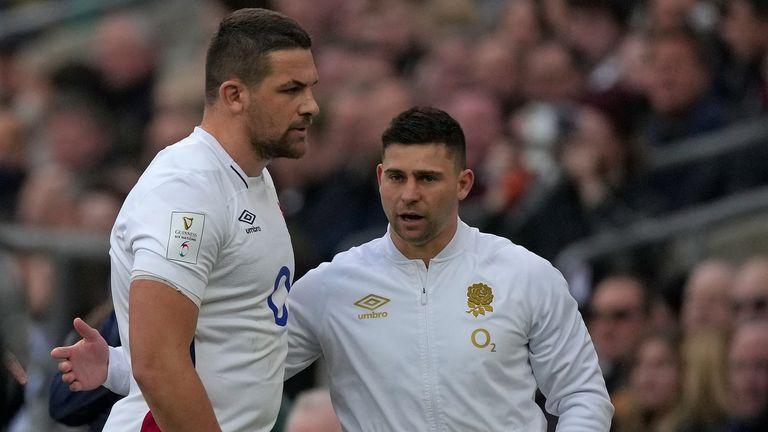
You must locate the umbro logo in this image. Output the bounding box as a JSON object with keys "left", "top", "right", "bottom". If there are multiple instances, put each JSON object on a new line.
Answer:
{"left": 238, "top": 210, "right": 256, "bottom": 224}
{"left": 238, "top": 210, "right": 262, "bottom": 234}
{"left": 354, "top": 294, "right": 390, "bottom": 320}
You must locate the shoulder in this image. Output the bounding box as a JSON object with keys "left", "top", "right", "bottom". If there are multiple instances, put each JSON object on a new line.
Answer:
{"left": 149, "top": 137, "right": 225, "bottom": 182}
{"left": 135, "top": 139, "right": 234, "bottom": 205}
{"left": 309, "top": 237, "right": 384, "bottom": 280}
{"left": 474, "top": 229, "right": 557, "bottom": 273}
{"left": 468, "top": 229, "right": 567, "bottom": 299}
{"left": 293, "top": 237, "right": 384, "bottom": 294}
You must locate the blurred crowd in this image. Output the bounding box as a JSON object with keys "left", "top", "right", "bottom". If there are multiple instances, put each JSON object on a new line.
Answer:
{"left": 1, "top": 0, "right": 768, "bottom": 431}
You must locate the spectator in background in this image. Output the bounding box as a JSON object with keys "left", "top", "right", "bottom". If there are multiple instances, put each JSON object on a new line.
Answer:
{"left": 587, "top": 273, "right": 649, "bottom": 396}
{"left": 565, "top": 0, "right": 633, "bottom": 94}
{"left": 504, "top": 39, "right": 587, "bottom": 210}
{"left": 612, "top": 331, "right": 682, "bottom": 432}
{"left": 468, "top": 35, "right": 523, "bottom": 116}
{"left": 14, "top": 165, "right": 79, "bottom": 319}
{"left": 72, "top": 176, "right": 129, "bottom": 308}
{"left": 336, "top": 0, "right": 424, "bottom": 76}
{"left": 92, "top": 12, "right": 158, "bottom": 163}
{"left": 284, "top": 388, "right": 340, "bottom": 432}
{"left": 719, "top": 0, "right": 768, "bottom": 117}
{"left": 493, "top": 0, "right": 548, "bottom": 53}
{"left": 642, "top": 25, "right": 726, "bottom": 147}
{"left": 412, "top": 35, "right": 474, "bottom": 105}
{"left": 615, "top": 30, "right": 653, "bottom": 97}
{"left": 505, "top": 103, "right": 654, "bottom": 263}
{"left": 521, "top": 39, "right": 585, "bottom": 104}
{"left": 679, "top": 258, "right": 735, "bottom": 336}
{"left": 274, "top": 0, "right": 346, "bottom": 44}
{"left": 731, "top": 256, "right": 768, "bottom": 324}
{"left": 674, "top": 329, "right": 731, "bottom": 432}
{"left": 41, "top": 94, "right": 115, "bottom": 173}
{"left": 715, "top": 0, "right": 768, "bottom": 198}
{"left": 724, "top": 320, "right": 768, "bottom": 432}
{"left": 312, "top": 40, "right": 394, "bottom": 100}
{"left": 642, "top": 25, "right": 731, "bottom": 211}
{"left": 443, "top": 88, "right": 510, "bottom": 225}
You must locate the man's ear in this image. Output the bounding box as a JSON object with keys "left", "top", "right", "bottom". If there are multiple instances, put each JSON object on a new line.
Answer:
{"left": 376, "top": 164, "right": 384, "bottom": 187}
{"left": 457, "top": 168, "right": 474, "bottom": 201}
{"left": 218, "top": 79, "right": 248, "bottom": 114}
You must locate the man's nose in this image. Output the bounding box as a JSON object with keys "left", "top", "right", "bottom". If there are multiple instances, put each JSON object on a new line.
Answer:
{"left": 300, "top": 89, "right": 320, "bottom": 117}
{"left": 400, "top": 178, "right": 420, "bottom": 203}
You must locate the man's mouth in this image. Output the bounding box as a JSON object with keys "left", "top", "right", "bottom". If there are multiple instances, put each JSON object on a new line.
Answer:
{"left": 399, "top": 213, "right": 423, "bottom": 221}
{"left": 291, "top": 119, "right": 313, "bottom": 131}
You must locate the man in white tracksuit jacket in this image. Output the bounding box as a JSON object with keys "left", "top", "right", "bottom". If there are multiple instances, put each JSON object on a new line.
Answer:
{"left": 284, "top": 107, "right": 612, "bottom": 431}
{"left": 52, "top": 107, "right": 612, "bottom": 431}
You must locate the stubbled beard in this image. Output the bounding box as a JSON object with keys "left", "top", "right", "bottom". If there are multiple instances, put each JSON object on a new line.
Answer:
{"left": 252, "top": 133, "right": 305, "bottom": 160}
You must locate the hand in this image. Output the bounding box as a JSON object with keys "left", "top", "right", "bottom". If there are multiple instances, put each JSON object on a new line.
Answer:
{"left": 50, "top": 317, "right": 109, "bottom": 391}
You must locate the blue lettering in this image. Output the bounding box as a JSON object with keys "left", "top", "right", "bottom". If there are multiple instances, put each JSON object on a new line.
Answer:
{"left": 268, "top": 266, "right": 291, "bottom": 326}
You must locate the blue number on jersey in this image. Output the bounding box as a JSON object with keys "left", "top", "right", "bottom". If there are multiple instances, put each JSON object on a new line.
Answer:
{"left": 268, "top": 265, "right": 291, "bottom": 326}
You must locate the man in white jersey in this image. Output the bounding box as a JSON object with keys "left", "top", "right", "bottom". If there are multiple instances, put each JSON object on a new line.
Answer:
{"left": 51, "top": 8, "right": 319, "bottom": 432}
{"left": 53, "top": 107, "right": 611, "bottom": 430}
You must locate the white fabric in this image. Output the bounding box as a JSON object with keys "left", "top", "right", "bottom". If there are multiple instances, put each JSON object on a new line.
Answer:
{"left": 286, "top": 221, "right": 613, "bottom": 431}
{"left": 104, "top": 127, "right": 294, "bottom": 432}
{"left": 103, "top": 346, "right": 130, "bottom": 395}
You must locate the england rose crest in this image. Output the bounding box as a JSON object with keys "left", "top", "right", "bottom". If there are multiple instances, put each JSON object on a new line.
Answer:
{"left": 466, "top": 283, "right": 494, "bottom": 317}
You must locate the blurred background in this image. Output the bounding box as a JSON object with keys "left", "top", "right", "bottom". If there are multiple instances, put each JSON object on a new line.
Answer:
{"left": 1, "top": 0, "right": 768, "bottom": 431}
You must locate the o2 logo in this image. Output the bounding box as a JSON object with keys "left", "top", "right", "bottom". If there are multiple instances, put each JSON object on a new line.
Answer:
{"left": 267, "top": 266, "right": 292, "bottom": 326}
{"left": 471, "top": 328, "right": 496, "bottom": 352}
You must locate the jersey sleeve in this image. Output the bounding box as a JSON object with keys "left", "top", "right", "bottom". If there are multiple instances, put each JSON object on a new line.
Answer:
{"left": 103, "top": 346, "right": 130, "bottom": 396}
{"left": 120, "top": 173, "right": 227, "bottom": 306}
{"left": 525, "top": 261, "right": 614, "bottom": 431}
{"left": 284, "top": 269, "right": 325, "bottom": 380}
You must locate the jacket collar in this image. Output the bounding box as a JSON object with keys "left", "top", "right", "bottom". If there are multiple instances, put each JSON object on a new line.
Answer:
{"left": 382, "top": 218, "right": 470, "bottom": 264}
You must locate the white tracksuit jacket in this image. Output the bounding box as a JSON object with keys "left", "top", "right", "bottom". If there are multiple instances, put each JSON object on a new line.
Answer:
{"left": 286, "top": 220, "right": 613, "bottom": 431}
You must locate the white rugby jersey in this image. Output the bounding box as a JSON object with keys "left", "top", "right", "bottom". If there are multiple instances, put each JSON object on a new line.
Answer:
{"left": 105, "top": 127, "right": 294, "bottom": 432}
{"left": 286, "top": 220, "right": 612, "bottom": 431}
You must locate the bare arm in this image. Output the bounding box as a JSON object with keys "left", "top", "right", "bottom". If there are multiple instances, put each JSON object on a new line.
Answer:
{"left": 129, "top": 278, "right": 220, "bottom": 432}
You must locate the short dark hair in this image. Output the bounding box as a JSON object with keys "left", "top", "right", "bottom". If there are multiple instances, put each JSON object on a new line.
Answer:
{"left": 204, "top": 8, "right": 311, "bottom": 103}
{"left": 381, "top": 106, "right": 467, "bottom": 169}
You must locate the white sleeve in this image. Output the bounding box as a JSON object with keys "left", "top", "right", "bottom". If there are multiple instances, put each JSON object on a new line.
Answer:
{"left": 526, "top": 265, "right": 614, "bottom": 431}
{"left": 284, "top": 271, "right": 325, "bottom": 380}
{"left": 103, "top": 346, "right": 130, "bottom": 396}
{"left": 124, "top": 173, "right": 227, "bottom": 307}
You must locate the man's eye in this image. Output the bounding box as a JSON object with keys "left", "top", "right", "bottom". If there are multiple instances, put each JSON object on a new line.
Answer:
{"left": 389, "top": 174, "right": 403, "bottom": 181}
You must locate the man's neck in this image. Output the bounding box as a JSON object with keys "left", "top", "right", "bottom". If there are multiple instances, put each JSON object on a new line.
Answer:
{"left": 200, "top": 110, "right": 269, "bottom": 177}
